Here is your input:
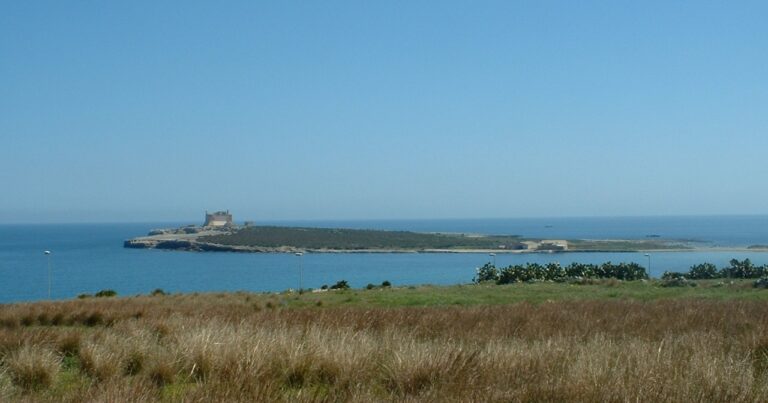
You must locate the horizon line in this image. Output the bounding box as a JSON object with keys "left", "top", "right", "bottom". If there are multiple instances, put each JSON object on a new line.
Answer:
{"left": 3, "top": 213, "right": 768, "bottom": 226}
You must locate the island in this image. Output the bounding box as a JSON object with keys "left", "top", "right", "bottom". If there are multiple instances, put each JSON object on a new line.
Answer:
{"left": 124, "top": 211, "right": 687, "bottom": 253}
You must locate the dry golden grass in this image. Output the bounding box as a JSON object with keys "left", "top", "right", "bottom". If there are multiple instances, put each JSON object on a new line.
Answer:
{"left": 1, "top": 290, "right": 768, "bottom": 401}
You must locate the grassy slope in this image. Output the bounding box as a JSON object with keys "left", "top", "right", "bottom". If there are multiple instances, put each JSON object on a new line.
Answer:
{"left": 2, "top": 281, "right": 768, "bottom": 402}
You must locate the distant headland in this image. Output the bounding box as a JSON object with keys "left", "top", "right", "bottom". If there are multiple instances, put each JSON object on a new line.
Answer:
{"left": 123, "top": 211, "right": 690, "bottom": 253}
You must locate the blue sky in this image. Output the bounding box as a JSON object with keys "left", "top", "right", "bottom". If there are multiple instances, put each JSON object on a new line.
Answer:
{"left": 1, "top": 1, "right": 767, "bottom": 223}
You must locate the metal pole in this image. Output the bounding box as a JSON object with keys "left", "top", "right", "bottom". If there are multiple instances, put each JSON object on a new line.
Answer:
{"left": 295, "top": 252, "right": 304, "bottom": 293}
{"left": 300, "top": 253, "right": 303, "bottom": 293}
{"left": 44, "top": 251, "right": 51, "bottom": 299}
{"left": 644, "top": 253, "right": 651, "bottom": 279}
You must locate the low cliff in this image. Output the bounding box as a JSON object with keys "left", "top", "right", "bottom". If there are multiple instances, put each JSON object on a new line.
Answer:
{"left": 123, "top": 238, "right": 299, "bottom": 253}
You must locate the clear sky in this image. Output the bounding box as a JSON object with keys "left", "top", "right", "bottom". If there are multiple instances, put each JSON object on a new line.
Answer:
{"left": 1, "top": 1, "right": 767, "bottom": 223}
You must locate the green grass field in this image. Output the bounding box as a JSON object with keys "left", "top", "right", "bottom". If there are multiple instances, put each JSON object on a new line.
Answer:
{"left": 270, "top": 278, "right": 767, "bottom": 308}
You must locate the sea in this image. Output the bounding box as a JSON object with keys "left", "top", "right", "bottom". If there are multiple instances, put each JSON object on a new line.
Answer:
{"left": 3, "top": 215, "right": 768, "bottom": 304}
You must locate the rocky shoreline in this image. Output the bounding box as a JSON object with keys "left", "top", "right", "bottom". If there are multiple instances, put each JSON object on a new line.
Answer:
{"left": 122, "top": 238, "right": 522, "bottom": 254}
{"left": 124, "top": 238, "right": 265, "bottom": 252}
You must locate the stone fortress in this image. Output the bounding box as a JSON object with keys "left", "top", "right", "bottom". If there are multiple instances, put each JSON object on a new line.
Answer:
{"left": 204, "top": 210, "right": 234, "bottom": 228}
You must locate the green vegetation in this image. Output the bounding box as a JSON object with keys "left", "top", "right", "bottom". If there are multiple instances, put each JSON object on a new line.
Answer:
{"left": 193, "top": 225, "right": 686, "bottom": 252}
{"left": 474, "top": 261, "right": 648, "bottom": 284}
{"left": 329, "top": 280, "right": 350, "bottom": 290}
{"left": 566, "top": 238, "right": 689, "bottom": 251}
{"left": 473, "top": 259, "right": 768, "bottom": 290}
{"left": 150, "top": 288, "right": 167, "bottom": 296}
{"left": 662, "top": 258, "right": 768, "bottom": 280}
{"left": 280, "top": 280, "right": 768, "bottom": 308}
{"left": 76, "top": 289, "right": 118, "bottom": 299}
{"left": 128, "top": 224, "right": 693, "bottom": 253}
{"left": 200, "top": 225, "right": 525, "bottom": 250}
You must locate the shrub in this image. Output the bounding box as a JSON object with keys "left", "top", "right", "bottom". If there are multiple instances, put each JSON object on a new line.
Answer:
{"left": 688, "top": 263, "right": 718, "bottom": 279}
{"left": 95, "top": 289, "right": 117, "bottom": 298}
{"left": 366, "top": 284, "right": 375, "bottom": 290}
{"left": 147, "top": 361, "right": 175, "bottom": 387}
{"left": 5, "top": 345, "right": 60, "bottom": 391}
{"left": 754, "top": 277, "right": 768, "bottom": 289}
{"left": 473, "top": 263, "right": 499, "bottom": 283}
{"left": 330, "top": 280, "right": 350, "bottom": 290}
{"left": 50, "top": 312, "right": 65, "bottom": 326}
{"left": 20, "top": 315, "right": 34, "bottom": 327}
{"left": 0, "top": 317, "right": 19, "bottom": 329}
{"left": 497, "top": 264, "right": 537, "bottom": 284}
{"left": 84, "top": 312, "right": 104, "bottom": 327}
{"left": 382, "top": 280, "right": 392, "bottom": 288}
{"left": 56, "top": 332, "right": 81, "bottom": 357}
{"left": 565, "top": 263, "right": 597, "bottom": 278}
{"left": 597, "top": 262, "right": 647, "bottom": 281}
{"left": 151, "top": 289, "right": 167, "bottom": 296}
{"left": 566, "top": 277, "right": 597, "bottom": 285}
{"left": 36, "top": 313, "right": 50, "bottom": 326}
{"left": 662, "top": 271, "right": 687, "bottom": 280}
{"left": 80, "top": 342, "right": 122, "bottom": 381}
{"left": 493, "top": 261, "right": 648, "bottom": 284}
{"left": 660, "top": 278, "right": 697, "bottom": 288}
{"left": 543, "top": 262, "right": 565, "bottom": 280}
{"left": 720, "top": 258, "right": 768, "bottom": 279}
{"left": 657, "top": 260, "right": 768, "bottom": 281}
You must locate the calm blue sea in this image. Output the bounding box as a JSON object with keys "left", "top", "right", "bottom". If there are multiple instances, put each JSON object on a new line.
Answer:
{"left": 2, "top": 216, "right": 768, "bottom": 304}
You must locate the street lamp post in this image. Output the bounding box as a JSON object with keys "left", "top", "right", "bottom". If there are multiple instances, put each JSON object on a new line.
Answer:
{"left": 295, "top": 252, "right": 304, "bottom": 293}
{"left": 44, "top": 251, "right": 52, "bottom": 299}
{"left": 644, "top": 253, "right": 651, "bottom": 279}
{"left": 489, "top": 253, "right": 496, "bottom": 267}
